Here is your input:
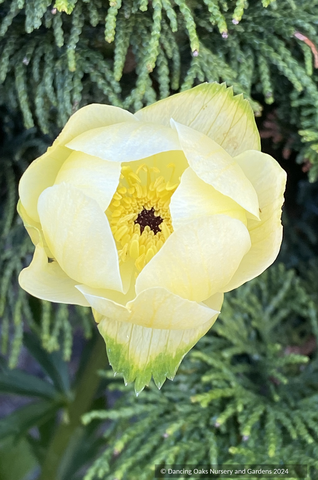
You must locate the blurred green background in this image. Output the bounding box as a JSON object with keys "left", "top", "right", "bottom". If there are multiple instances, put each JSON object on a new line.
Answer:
{"left": 1, "top": 0, "right": 318, "bottom": 479}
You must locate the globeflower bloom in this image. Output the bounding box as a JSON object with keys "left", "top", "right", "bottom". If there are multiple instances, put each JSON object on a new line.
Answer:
{"left": 18, "top": 83, "right": 286, "bottom": 393}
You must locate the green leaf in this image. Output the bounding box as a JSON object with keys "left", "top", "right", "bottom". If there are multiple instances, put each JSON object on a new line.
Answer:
{"left": 0, "top": 400, "right": 60, "bottom": 442}
{"left": 24, "top": 332, "right": 70, "bottom": 395}
{"left": 0, "top": 360, "right": 57, "bottom": 400}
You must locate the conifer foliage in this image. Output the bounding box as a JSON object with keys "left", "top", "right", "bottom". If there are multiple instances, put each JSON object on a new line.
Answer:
{"left": 1, "top": 0, "right": 318, "bottom": 178}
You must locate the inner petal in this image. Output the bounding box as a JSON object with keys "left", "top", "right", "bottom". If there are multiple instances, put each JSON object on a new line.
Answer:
{"left": 54, "top": 150, "right": 121, "bottom": 211}
{"left": 170, "top": 167, "right": 247, "bottom": 231}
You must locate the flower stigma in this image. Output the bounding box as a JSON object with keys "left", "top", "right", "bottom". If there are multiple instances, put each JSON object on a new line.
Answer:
{"left": 107, "top": 162, "right": 178, "bottom": 272}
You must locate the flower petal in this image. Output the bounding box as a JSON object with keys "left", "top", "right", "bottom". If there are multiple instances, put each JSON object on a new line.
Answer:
{"left": 136, "top": 215, "right": 251, "bottom": 302}
{"left": 55, "top": 104, "right": 137, "bottom": 146}
{"left": 19, "top": 146, "right": 70, "bottom": 223}
{"left": 19, "top": 244, "right": 89, "bottom": 306}
{"left": 135, "top": 83, "right": 260, "bottom": 156}
{"left": 170, "top": 167, "right": 247, "bottom": 230}
{"left": 17, "top": 199, "right": 42, "bottom": 247}
{"left": 54, "top": 151, "right": 121, "bottom": 211}
{"left": 171, "top": 120, "right": 260, "bottom": 219}
{"left": 17, "top": 200, "right": 53, "bottom": 259}
{"left": 223, "top": 151, "right": 287, "bottom": 291}
{"left": 66, "top": 122, "right": 181, "bottom": 162}
{"left": 76, "top": 285, "right": 218, "bottom": 330}
{"left": 19, "top": 105, "right": 135, "bottom": 223}
{"left": 94, "top": 292, "right": 223, "bottom": 393}
{"left": 38, "top": 183, "right": 123, "bottom": 292}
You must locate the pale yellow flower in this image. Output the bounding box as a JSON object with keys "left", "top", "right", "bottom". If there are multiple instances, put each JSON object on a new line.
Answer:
{"left": 18, "top": 83, "right": 286, "bottom": 393}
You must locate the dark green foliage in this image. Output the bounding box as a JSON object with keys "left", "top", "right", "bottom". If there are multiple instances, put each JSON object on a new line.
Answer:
{"left": 1, "top": 0, "right": 318, "bottom": 177}
{"left": 83, "top": 264, "right": 318, "bottom": 479}
{"left": 279, "top": 179, "right": 318, "bottom": 269}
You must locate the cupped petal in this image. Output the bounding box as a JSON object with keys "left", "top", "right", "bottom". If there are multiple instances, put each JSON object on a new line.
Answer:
{"left": 17, "top": 200, "right": 53, "bottom": 258}
{"left": 223, "top": 151, "right": 287, "bottom": 292}
{"left": 172, "top": 120, "right": 260, "bottom": 219}
{"left": 203, "top": 292, "right": 224, "bottom": 311}
{"left": 76, "top": 285, "right": 218, "bottom": 330}
{"left": 19, "top": 105, "right": 135, "bottom": 223}
{"left": 54, "top": 151, "right": 121, "bottom": 211}
{"left": 95, "top": 292, "right": 224, "bottom": 393}
{"left": 19, "top": 244, "right": 89, "bottom": 306}
{"left": 18, "top": 199, "right": 43, "bottom": 247}
{"left": 66, "top": 122, "right": 181, "bottom": 162}
{"left": 135, "top": 83, "right": 260, "bottom": 156}
{"left": 19, "top": 145, "right": 70, "bottom": 223}
{"left": 38, "top": 183, "right": 123, "bottom": 292}
{"left": 55, "top": 104, "right": 137, "bottom": 147}
{"left": 170, "top": 167, "right": 247, "bottom": 230}
{"left": 136, "top": 215, "right": 251, "bottom": 302}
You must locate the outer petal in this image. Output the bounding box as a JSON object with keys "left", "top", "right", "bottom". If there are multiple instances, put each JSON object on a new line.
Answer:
{"left": 19, "top": 105, "right": 135, "bottom": 223}
{"left": 18, "top": 199, "right": 43, "bottom": 248}
{"left": 38, "top": 183, "right": 123, "bottom": 292}
{"left": 170, "top": 167, "right": 247, "bottom": 230}
{"left": 54, "top": 151, "right": 121, "bottom": 211}
{"left": 76, "top": 285, "right": 218, "bottom": 330}
{"left": 95, "top": 292, "right": 224, "bottom": 393}
{"left": 135, "top": 83, "right": 260, "bottom": 156}
{"left": 172, "top": 120, "right": 260, "bottom": 219}
{"left": 55, "top": 104, "right": 137, "bottom": 146}
{"left": 17, "top": 200, "right": 53, "bottom": 258}
{"left": 19, "top": 146, "right": 70, "bottom": 223}
{"left": 66, "top": 122, "right": 181, "bottom": 162}
{"left": 19, "top": 244, "right": 89, "bottom": 306}
{"left": 223, "top": 151, "right": 287, "bottom": 291}
{"left": 136, "top": 215, "right": 251, "bottom": 302}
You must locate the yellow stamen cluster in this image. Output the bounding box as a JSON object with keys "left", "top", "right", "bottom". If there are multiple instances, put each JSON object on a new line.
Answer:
{"left": 107, "top": 163, "right": 178, "bottom": 272}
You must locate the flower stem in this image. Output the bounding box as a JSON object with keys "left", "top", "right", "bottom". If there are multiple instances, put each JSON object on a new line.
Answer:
{"left": 38, "top": 333, "right": 107, "bottom": 480}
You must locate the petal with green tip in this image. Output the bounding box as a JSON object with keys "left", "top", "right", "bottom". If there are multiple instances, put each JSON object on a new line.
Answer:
{"left": 135, "top": 83, "right": 260, "bottom": 156}
{"left": 96, "top": 292, "right": 223, "bottom": 394}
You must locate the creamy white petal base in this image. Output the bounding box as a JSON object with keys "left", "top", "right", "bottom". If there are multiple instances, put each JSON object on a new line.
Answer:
{"left": 76, "top": 285, "right": 219, "bottom": 330}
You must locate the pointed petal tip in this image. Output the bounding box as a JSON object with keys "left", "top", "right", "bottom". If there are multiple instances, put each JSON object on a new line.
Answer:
{"left": 98, "top": 312, "right": 217, "bottom": 394}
